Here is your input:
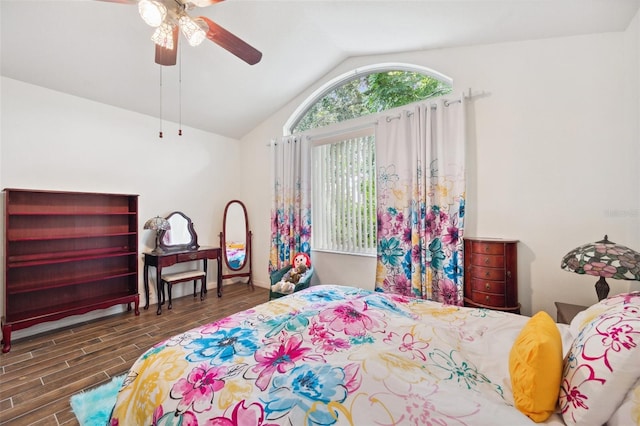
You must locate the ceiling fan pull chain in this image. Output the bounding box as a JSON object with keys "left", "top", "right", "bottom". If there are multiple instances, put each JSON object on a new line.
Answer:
{"left": 159, "top": 65, "right": 163, "bottom": 138}
{"left": 178, "top": 41, "right": 183, "bottom": 137}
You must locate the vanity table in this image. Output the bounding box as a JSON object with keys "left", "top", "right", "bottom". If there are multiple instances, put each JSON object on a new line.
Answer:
{"left": 142, "top": 212, "right": 222, "bottom": 311}
{"left": 143, "top": 247, "right": 221, "bottom": 308}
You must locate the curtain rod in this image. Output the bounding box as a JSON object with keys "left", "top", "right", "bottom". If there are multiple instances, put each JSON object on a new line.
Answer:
{"left": 384, "top": 97, "right": 462, "bottom": 122}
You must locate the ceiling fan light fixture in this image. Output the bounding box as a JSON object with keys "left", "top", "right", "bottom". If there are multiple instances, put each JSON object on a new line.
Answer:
{"left": 138, "top": 0, "right": 167, "bottom": 28}
{"left": 151, "top": 22, "right": 175, "bottom": 49}
{"left": 179, "top": 15, "right": 207, "bottom": 47}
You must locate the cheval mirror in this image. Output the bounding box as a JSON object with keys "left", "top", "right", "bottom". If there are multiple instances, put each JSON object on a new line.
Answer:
{"left": 159, "top": 211, "right": 199, "bottom": 251}
{"left": 219, "top": 200, "right": 253, "bottom": 288}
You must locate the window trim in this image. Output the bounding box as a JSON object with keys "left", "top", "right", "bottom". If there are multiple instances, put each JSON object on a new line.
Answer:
{"left": 283, "top": 62, "right": 453, "bottom": 136}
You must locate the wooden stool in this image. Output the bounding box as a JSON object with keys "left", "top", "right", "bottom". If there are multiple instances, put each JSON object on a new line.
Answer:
{"left": 158, "top": 270, "right": 206, "bottom": 315}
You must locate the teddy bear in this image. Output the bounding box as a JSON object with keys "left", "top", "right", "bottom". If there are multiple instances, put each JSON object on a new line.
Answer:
{"left": 272, "top": 253, "right": 311, "bottom": 294}
{"left": 287, "top": 263, "right": 308, "bottom": 284}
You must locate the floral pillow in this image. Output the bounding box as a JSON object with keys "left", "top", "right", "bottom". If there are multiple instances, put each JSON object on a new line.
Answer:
{"left": 560, "top": 292, "right": 640, "bottom": 425}
{"left": 569, "top": 292, "right": 639, "bottom": 336}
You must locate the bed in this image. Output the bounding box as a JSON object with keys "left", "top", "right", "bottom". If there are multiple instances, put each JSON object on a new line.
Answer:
{"left": 109, "top": 285, "right": 640, "bottom": 425}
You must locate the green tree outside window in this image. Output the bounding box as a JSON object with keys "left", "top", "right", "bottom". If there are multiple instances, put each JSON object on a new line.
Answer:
{"left": 294, "top": 71, "right": 452, "bottom": 133}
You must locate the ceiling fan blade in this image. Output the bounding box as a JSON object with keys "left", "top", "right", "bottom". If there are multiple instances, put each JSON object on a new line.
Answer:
{"left": 197, "top": 16, "right": 262, "bottom": 65}
{"left": 95, "top": 0, "right": 137, "bottom": 4}
{"left": 188, "top": 0, "right": 225, "bottom": 6}
{"left": 155, "top": 25, "right": 179, "bottom": 66}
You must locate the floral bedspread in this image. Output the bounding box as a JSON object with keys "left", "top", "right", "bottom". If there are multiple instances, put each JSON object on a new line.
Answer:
{"left": 110, "top": 285, "right": 566, "bottom": 425}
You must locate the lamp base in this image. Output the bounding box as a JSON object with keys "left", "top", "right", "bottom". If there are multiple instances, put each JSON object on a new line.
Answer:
{"left": 151, "top": 233, "right": 165, "bottom": 255}
{"left": 595, "top": 276, "right": 610, "bottom": 301}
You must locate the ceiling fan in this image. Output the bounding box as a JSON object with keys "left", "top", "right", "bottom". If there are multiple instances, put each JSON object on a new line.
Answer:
{"left": 100, "top": 0, "right": 262, "bottom": 66}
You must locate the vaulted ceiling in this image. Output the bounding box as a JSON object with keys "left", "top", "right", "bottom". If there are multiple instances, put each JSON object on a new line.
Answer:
{"left": 2, "top": 0, "right": 639, "bottom": 139}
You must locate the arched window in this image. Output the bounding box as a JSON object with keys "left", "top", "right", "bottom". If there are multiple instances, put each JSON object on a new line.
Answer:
{"left": 285, "top": 63, "right": 452, "bottom": 135}
{"left": 286, "top": 63, "right": 453, "bottom": 256}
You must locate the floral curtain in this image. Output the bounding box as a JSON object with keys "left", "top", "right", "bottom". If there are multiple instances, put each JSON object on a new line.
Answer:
{"left": 374, "top": 97, "right": 466, "bottom": 304}
{"left": 269, "top": 135, "right": 312, "bottom": 273}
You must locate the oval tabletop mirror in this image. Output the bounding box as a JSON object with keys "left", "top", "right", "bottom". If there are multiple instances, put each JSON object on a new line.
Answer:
{"left": 219, "top": 200, "right": 253, "bottom": 287}
{"left": 159, "top": 211, "right": 199, "bottom": 251}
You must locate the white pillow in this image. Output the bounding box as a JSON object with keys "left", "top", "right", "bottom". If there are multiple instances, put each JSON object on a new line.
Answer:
{"left": 559, "top": 292, "right": 640, "bottom": 426}
{"left": 607, "top": 376, "right": 640, "bottom": 426}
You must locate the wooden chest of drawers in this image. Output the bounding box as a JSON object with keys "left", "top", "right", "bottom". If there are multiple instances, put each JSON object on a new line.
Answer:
{"left": 463, "top": 237, "right": 520, "bottom": 313}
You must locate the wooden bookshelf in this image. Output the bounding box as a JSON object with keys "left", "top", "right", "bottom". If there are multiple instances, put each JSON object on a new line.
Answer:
{"left": 2, "top": 188, "right": 140, "bottom": 353}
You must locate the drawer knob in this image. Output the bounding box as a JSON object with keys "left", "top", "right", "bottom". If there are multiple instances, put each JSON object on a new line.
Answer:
{"left": 485, "top": 282, "right": 490, "bottom": 290}
{"left": 189, "top": 254, "right": 197, "bottom": 260}
{"left": 484, "top": 271, "right": 490, "bottom": 277}
{"left": 485, "top": 295, "right": 490, "bottom": 302}
{"left": 484, "top": 258, "right": 490, "bottom": 264}
{"left": 506, "top": 270, "right": 511, "bottom": 278}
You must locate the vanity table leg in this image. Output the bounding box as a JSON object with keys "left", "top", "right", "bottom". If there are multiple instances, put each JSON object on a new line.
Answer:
{"left": 156, "top": 265, "right": 164, "bottom": 315}
{"left": 202, "top": 259, "right": 208, "bottom": 295}
{"left": 143, "top": 263, "right": 150, "bottom": 310}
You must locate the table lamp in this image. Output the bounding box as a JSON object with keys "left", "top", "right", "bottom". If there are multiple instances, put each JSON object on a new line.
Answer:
{"left": 144, "top": 216, "right": 171, "bottom": 254}
{"left": 561, "top": 235, "right": 640, "bottom": 301}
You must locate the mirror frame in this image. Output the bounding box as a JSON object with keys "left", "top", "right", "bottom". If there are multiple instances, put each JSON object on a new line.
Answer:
{"left": 221, "top": 200, "right": 249, "bottom": 271}
{"left": 158, "top": 211, "right": 199, "bottom": 251}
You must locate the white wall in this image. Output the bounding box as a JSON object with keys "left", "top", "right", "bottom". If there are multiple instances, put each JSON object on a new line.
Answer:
{"left": 0, "top": 78, "right": 241, "bottom": 339}
{"left": 633, "top": 10, "right": 640, "bottom": 216}
{"left": 241, "top": 22, "right": 640, "bottom": 317}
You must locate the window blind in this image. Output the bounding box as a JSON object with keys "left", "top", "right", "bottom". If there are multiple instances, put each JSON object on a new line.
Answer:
{"left": 311, "top": 133, "right": 376, "bottom": 255}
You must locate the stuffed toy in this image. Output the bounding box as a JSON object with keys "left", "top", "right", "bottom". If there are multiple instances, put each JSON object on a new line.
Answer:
{"left": 287, "top": 263, "right": 308, "bottom": 285}
{"left": 292, "top": 252, "right": 311, "bottom": 269}
{"left": 272, "top": 253, "right": 311, "bottom": 294}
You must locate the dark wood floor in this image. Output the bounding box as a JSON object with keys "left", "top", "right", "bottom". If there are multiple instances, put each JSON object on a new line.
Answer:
{"left": 0, "top": 283, "right": 268, "bottom": 426}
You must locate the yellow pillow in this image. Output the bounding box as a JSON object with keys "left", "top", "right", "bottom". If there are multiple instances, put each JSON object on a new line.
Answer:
{"left": 509, "top": 311, "right": 563, "bottom": 422}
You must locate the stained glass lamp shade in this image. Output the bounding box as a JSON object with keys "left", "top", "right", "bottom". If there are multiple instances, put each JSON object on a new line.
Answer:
{"left": 561, "top": 235, "right": 640, "bottom": 301}
{"left": 144, "top": 216, "right": 171, "bottom": 254}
